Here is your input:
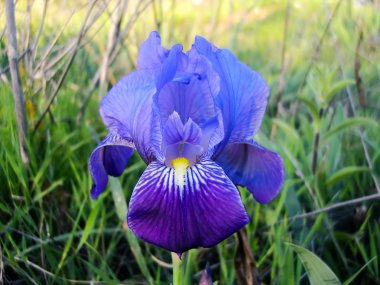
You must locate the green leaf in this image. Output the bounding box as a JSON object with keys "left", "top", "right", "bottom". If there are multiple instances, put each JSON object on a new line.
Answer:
{"left": 326, "top": 166, "right": 369, "bottom": 187}
{"left": 298, "top": 96, "right": 320, "bottom": 124}
{"left": 109, "top": 177, "right": 154, "bottom": 284}
{"left": 343, "top": 256, "right": 377, "bottom": 285}
{"left": 77, "top": 200, "right": 100, "bottom": 251}
{"left": 83, "top": 260, "right": 118, "bottom": 284}
{"left": 287, "top": 243, "right": 341, "bottom": 285}
{"left": 56, "top": 201, "right": 86, "bottom": 273}
{"left": 324, "top": 79, "right": 355, "bottom": 104}
{"left": 323, "top": 117, "right": 378, "bottom": 141}
{"left": 109, "top": 177, "right": 128, "bottom": 221}
{"left": 272, "top": 118, "right": 302, "bottom": 148}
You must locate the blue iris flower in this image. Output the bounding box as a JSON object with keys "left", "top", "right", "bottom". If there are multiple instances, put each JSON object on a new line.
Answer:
{"left": 89, "top": 32, "right": 284, "bottom": 254}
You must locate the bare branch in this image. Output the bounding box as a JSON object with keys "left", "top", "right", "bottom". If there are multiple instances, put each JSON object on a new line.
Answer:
{"left": 98, "top": 0, "right": 128, "bottom": 96}
{"left": 33, "top": 0, "right": 102, "bottom": 132}
{"left": 5, "top": 0, "right": 30, "bottom": 166}
{"left": 31, "top": 0, "right": 48, "bottom": 59}
{"left": 288, "top": 193, "right": 380, "bottom": 221}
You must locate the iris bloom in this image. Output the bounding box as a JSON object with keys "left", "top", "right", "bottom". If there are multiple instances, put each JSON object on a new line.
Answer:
{"left": 89, "top": 32, "right": 284, "bottom": 254}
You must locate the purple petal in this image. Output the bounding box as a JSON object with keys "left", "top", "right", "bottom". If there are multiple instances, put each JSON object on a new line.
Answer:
{"left": 199, "top": 110, "right": 224, "bottom": 158}
{"left": 215, "top": 140, "right": 284, "bottom": 203}
{"left": 184, "top": 46, "right": 220, "bottom": 98}
{"left": 100, "top": 42, "right": 183, "bottom": 163}
{"left": 151, "top": 76, "right": 216, "bottom": 161}
{"left": 137, "top": 31, "right": 169, "bottom": 69}
{"left": 183, "top": 117, "right": 202, "bottom": 143}
{"left": 156, "top": 77, "right": 216, "bottom": 126}
{"left": 156, "top": 44, "right": 184, "bottom": 89}
{"left": 127, "top": 160, "right": 249, "bottom": 253}
{"left": 163, "top": 112, "right": 203, "bottom": 165}
{"left": 194, "top": 36, "right": 269, "bottom": 148}
{"left": 164, "top": 112, "right": 202, "bottom": 145}
{"left": 149, "top": 42, "right": 221, "bottom": 161}
{"left": 89, "top": 133, "right": 134, "bottom": 199}
{"left": 99, "top": 70, "right": 156, "bottom": 163}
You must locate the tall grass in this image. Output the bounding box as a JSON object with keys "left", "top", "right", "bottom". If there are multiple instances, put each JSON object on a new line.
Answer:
{"left": 1, "top": 0, "right": 379, "bottom": 284}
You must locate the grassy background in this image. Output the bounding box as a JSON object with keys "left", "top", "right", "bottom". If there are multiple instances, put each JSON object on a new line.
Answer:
{"left": 1, "top": 0, "right": 380, "bottom": 284}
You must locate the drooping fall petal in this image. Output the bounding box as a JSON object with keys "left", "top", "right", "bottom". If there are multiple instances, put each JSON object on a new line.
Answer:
{"left": 127, "top": 160, "right": 249, "bottom": 253}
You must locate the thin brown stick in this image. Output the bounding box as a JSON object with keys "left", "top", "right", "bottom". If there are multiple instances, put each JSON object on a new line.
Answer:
{"left": 354, "top": 30, "right": 365, "bottom": 107}
{"left": 0, "top": 48, "right": 29, "bottom": 75}
{"left": 33, "top": 0, "right": 100, "bottom": 132}
{"left": 235, "top": 229, "right": 261, "bottom": 285}
{"left": 24, "top": 0, "right": 33, "bottom": 78}
{"left": 311, "top": 132, "right": 320, "bottom": 174}
{"left": 13, "top": 256, "right": 140, "bottom": 284}
{"left": 312, "top": 108, "right": 323, "bottom": 174}
{"left": 31, "top": 0, "right": 48, "bottom": 60}
{"left": 258, "top": 193, "right": 380, "bottom": 232}
{"left": 288, "top": 193, "right": 380, "bottom": 221}
{"left": 33, "top": 10, "right": 76, "bottom": 74}
{"left": 78, "top": 0, "right": 151, "bottom": 119}
{"left": 5, "top": 0, "right": 30, "bottom": 166}
{"left": 98, "top": 0, "right": 128, "bottom": 97}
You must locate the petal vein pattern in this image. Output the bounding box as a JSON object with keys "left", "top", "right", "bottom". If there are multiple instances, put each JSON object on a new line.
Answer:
{"left": 99, "top": 70, "right": 157, "bottom": 163}
{"left": 89, "top": 132, "right": 134, "bottom": 198}
{"left": 194, "top": 36, "right": 270, "bottom": 148}
{"left": 127, "top": 160, "right": 249, "bottom": 254}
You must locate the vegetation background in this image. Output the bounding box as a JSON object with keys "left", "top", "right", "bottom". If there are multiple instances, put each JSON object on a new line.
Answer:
{"left": 1, "top": 0, "right": 379, "bottom": 284}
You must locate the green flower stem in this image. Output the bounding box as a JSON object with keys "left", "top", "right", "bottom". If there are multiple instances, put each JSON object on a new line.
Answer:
{"left": 171, "top": 252, "right": 182, "bottom": 285}
{"left": 109, "top": 177, "right": 154, "bottom": 284}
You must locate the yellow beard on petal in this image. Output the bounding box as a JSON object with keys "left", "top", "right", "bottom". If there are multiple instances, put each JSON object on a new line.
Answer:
{"left": 171, "top": 157, "right": 190, "bottom": 188}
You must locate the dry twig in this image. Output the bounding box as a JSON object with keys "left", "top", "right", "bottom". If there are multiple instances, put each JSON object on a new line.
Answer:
{"left": 33, "top": 0, "right": 102, "bottom": 132}
{"left": 5, "top": 0, "right": 30, "bottom": 166}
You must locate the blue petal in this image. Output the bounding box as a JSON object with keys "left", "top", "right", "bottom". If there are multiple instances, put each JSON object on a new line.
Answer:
{"left": 156, "top": 77, "right": 216, "bottom": 126}
{"left": 89, "top": 133, "right": 134, "bottom": 199}
{"left": 194, "top": 36, "right": 270, "bottom": 148}
{"left": 184, "top": 46, "right": 220, "bottom": 98}
{"left": 164, "top": 111, "right": 202, "bottom": 146}
{"left": 199, "top": 110, "right": 224, "bottom": 158}
{"left": 99, "top": 70, "right": 156, "bottom": 163}
{"left": 99, "top": 44, "right": 183, "bottom": 163}
{"left": 215, "top": 140, "right": 284, "bottom": 203}
{"left": 150, "top": 43, "right": 221, "bottom": 162}
{"left": 163, "top": 112, "right": 203, "bottom": 165}
{"left": 151, "top": 75, "right": 218, "bottom": 161}
{"left": 156, "top": 44, "right": 184, "bottom": 89}
{"left": 137, "top": 31, "right": 169, "bottom": 69}
{"left": 127, "top": 160, "right": 249, "bottom": 253}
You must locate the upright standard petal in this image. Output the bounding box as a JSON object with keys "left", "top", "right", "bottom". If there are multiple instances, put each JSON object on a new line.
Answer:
{"left": 137, "top": 31, "right": 169, "bottom": 69}
{"left": 156, "top": 76, "right": 216, "bottom": 126}
{"left": 99, "top": 45, "right": 183, "bottom": 163}
{"left": 127, "top": 160, "right": 249, "bottom": 254}
{"left": 151, "top": 50, "right": 220, "bottom": 161}
{"left": 89, "top": 133, "right": 134, "bottom": 199}
{"left": 215, "top": 140, "right": 284, "bottom": 203}
{"left": 194, "top": 36, "right": 284, "bottom": 203}
{"left": 194, "top": 36, "right": 269, "bottom": 147}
